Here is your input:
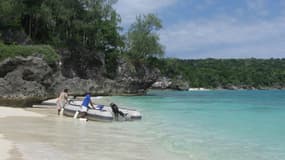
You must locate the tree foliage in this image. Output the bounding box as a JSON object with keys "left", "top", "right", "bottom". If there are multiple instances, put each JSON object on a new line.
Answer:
{"left": 0, "top": 0, "right": 123, "bottom": 52}
{"left": 126, "top": 14, "right": 164, "bottom": 61}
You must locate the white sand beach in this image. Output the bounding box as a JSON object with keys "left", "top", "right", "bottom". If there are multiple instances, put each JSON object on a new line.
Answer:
{"left": 0, "top": 106, "right": 45, "bottom": 118}
{"left": 0, "top": 103, "right": 184, "bottom": 160}
{"left": 0, "top": 106, "right": 45, "bottom": 160}
{"left": 0, "top": 134, "right": 13, "bottom": 160}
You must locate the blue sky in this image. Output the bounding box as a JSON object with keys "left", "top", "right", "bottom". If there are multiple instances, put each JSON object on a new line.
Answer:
{"left": 114, "top": 0, "right": 285, "bottom": 59}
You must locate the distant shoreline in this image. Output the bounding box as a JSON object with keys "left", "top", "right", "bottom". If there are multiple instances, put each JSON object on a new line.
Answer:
{"left": 150, "top": 87, "right": 285, "bottom": 91}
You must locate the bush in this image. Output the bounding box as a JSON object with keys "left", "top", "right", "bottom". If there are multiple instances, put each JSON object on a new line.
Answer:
{"left": 0, "top": 43, "right": 59, "bottom": 63}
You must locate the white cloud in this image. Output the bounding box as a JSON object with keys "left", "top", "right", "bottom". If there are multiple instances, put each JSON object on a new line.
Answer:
{"left": 160, "top": 16, "right": 285, "bottom": 58}
{"left": 114, "top": 0, "right": 176, "bottom": 27}
{"left": 114, "top": 0, "right": 285, "bottom": 58}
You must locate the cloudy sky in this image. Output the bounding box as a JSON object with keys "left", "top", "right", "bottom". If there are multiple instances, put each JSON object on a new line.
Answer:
{"left": 114, "top": 0, "right": 285, "bottom": 59}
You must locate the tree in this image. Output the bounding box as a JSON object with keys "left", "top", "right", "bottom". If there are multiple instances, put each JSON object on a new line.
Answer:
{"left": 126, "top": 14, "right": 164, "bottom": 61}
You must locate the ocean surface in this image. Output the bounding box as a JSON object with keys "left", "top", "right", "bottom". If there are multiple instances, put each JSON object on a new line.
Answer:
{"left": 111, "top": 90, "right": 285, "bottom": 160}
{"left": 1, "top": 90, "right": 285, "bottom": 160}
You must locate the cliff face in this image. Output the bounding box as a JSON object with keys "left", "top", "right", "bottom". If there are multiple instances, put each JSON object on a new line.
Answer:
{"left": 151, "top": 76, "right": 190, "bottom": 90}
{"left": 0, "top": 51, "right": 159, "bottom": 106}
{"left": 56, "top": 49, "right": 159, "bottom": 96}
{"left": 0, "top": 56, "right": 57, "bottom": 106}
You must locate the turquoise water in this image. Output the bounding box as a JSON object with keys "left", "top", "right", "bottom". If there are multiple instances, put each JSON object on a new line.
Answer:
{"left": 112, "top": 90, "right": 285, "bottom": 160}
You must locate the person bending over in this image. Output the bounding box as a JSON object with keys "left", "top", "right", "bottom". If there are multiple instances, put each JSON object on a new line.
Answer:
{"left": 80, "top": 93, "right": 95, "bottom": 118}
{"left": 110, "top": 103, "right": 126, "bottom": 120}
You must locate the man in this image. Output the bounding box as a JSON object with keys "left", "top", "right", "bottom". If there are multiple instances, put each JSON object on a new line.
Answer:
{"left": 80, "top": 93, "right": 95, "bottom": 118}
{"left": 56, "top": 89, "right": 68, "bottom": 116}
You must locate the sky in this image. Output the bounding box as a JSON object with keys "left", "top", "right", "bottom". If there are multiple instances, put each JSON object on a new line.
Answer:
{"left": 114, "top": 0, "right": 285, "bottom": 59}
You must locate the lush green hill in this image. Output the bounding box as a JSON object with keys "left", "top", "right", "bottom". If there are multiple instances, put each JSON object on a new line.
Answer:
{"left": 150, "top": 58, "right": 285, "bottom": 89}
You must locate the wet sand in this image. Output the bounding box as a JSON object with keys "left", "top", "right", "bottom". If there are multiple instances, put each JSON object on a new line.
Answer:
{"left": 0, "top": 106, "right": 45, "bottom": 160}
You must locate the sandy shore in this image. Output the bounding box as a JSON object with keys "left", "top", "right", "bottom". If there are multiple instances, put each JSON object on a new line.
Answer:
{"left": 0, "top": 106, "right": 45, "bottom": 160}
{"left": 0, "top": 106, "right": 45, "bottom": 118}
{"left": 0, "top": 134, "right": 13, "bottom": 160}
{"left": 0, "top": 97, "right": 183, "bottom": 160}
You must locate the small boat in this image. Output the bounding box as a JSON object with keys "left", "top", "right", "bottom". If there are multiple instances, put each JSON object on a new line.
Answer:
{"left": 115, "top": 107, "right": 142, "bottom": 120}
{"left": 65, "top": 100, "right": 142, "bottom": 121}
{"left": 63, "top": 103, "right": 113, "bottom": 122}
{"left": 41, "top": 98, "right": 58, "bottom": 105}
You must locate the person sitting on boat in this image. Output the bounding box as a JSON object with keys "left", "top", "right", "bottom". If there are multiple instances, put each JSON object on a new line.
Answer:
{"left": 80, "top": 93, "right": 95, "bottom": 118}
{"left": 110, "top": 103, "right": 127, "bottom": 120}
{"left": 56, "top": 88, "right": 68, "bottom": 115}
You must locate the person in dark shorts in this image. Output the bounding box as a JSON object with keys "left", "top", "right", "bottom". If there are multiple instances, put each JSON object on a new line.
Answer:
{"left": 110, "top": 103, "right": 126, "bottom": 120}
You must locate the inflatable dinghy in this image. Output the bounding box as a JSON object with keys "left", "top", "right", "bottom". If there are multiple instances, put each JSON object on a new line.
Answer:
{"left": 66, "top": 100, "right": 142, "bottom": 121}
{"left": 63, "top": 103, "right": 113, "bottom": 122}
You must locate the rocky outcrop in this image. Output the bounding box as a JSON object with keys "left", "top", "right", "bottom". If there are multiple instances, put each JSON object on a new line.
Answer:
{"left": 59, "top": 48, "right": 106, "bottom": 79}
{"left": 0, "top": 54, "right": 159, "bottom": 106}
{"left": 0, "top": 56, "right": 57, "bottom": 106}
{"left": 53, "top": 57, "right": 159, "bottom": 96}
{"left": 151, "top": 77, "right": 172, "bottom": 89}
{"left": 151, "top": 76, "right": 189, "bottom": 90}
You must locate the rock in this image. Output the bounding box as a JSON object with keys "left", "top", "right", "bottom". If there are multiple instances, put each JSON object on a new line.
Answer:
{"left": 152, "top": 76, "right": 189, "bottom": 91}
{"left": 53, "top": 58, "right": 159, "bottom": 96}
{"left": 58, "top": 48, "right": 106, "bottom": 79}
{"left": 0, "top": 56, "right": 57, "bottom": 106}
{"left": 151, "top": 77, "right": 172, "bottom": 89}
{"left": 0, "top": 54, "right": 160, "bottom": 106}
{"left": 114, "top": 58, "right": 159, "bottom": 93}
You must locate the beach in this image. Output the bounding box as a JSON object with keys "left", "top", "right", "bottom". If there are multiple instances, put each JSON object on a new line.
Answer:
{"left": 0, "top": 100, "right": 184, "bottom": 160}
{"left": 0, "top": 106, "right": 44, "bottom": 160}
{"left": 1, "top": 91, "right": 285, "bottom": 160}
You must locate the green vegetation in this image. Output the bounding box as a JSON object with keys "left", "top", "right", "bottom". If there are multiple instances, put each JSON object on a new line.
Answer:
{"left": 0, "top": 0, "right": 123, "bottom": 50}
{"left": 0, "top": 0, "right": 124, "bottom": 68}
{"left": 0, "top": 0, "right": 164, "bottom": 71}
{"left": 151, "top": 58, "right": 285, "bottom": 89}
{"left": 0, "top": 43, "right": 58, "bottom": 63}
{"left": 1, "top": 0, "right": 283, "bottom": 89}
{"left": 126, "top": 14, "right": 164, "bottom": 61}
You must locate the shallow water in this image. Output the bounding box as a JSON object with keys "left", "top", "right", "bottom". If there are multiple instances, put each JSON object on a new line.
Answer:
{"left": 111, "top": 90, "right": 285, "bottom": 160}
{"left": 1, "top": 90, "right": 285, "bottom": 160}
{"left": 0, "top": 109, "right": 184, "bottom": 160}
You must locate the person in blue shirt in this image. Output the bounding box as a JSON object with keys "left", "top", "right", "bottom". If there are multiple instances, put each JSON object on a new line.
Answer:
{"left": 80, "top": 93, "right": 94, "bottom": 118}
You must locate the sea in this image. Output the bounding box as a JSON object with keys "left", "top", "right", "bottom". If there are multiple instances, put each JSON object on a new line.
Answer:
{"left": 111, "top": 90, "right": 285, "bottom": 160}
{"left": 1, "top": 90, "right": 285, "bottom": 160}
